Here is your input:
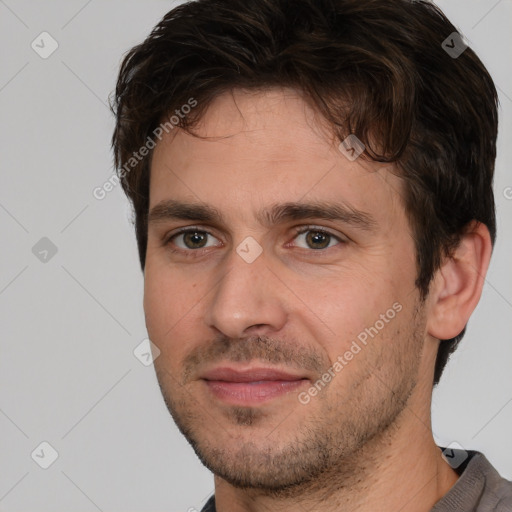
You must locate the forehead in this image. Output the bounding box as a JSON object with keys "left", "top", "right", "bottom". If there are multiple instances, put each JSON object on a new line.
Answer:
{"left": 148, "top": 88, "right": 405, "bottom": 227}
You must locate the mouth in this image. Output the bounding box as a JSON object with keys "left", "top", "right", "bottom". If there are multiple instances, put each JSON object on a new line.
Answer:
{"left": 200, "top": 366, "right": 310, "bottom": 405}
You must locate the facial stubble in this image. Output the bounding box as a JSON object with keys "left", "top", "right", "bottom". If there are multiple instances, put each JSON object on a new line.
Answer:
{"left": 153, "top": 304, "right": 425, "bottom": 499}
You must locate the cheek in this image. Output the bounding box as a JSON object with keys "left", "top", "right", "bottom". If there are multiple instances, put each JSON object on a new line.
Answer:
{"left": 143, "top": 264, "right": 205, "bottom": 360}
{"left": 143, "top": 264, "right": 164, "bottom": 331}
{"left": 307, "top": 276, "right": 404, "bottom": 360}
{"left": 143, "top": 263, "right": 182, "bottom": 342}
{"left": 144, "top": 259, "right": 188, "bottom": 313}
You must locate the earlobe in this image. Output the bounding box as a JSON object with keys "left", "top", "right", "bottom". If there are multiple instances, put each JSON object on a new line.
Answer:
{"left": 427, "top": 221, "right": 492, "bottom": 340}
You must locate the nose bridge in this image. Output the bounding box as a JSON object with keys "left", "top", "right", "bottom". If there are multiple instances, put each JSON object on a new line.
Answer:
{"left": 204, "top": 240, "right": 287, "bottom": 338}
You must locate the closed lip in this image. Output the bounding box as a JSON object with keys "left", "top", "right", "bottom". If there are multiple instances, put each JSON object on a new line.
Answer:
{"left": 200, "top": 366, "right": 308, "bottom": 382}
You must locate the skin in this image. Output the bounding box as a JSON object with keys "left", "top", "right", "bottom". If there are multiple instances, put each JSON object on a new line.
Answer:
{"left": 143, "top": 88, "right": 492, "bottom": 512}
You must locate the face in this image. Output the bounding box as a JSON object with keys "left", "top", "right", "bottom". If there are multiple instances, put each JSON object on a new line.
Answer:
{"left": 144, "top": 88, "right": 429, "bottom": 493}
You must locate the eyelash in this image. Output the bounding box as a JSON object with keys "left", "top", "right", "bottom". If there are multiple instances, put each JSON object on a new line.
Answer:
{"left": 163, "top": 225, "right": 345, "bottom": 258}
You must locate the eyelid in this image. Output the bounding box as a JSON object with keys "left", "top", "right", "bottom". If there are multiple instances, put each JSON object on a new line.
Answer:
{"left": 290, "top": 225, "right": 345, "bottom": 239}
{"left": 163, "top": 226, "right": 221, "bottom": 246}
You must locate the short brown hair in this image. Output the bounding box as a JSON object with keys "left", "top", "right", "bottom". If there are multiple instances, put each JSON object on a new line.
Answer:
{"left": 111, "top": 0, "right": 498, "bottom": 386}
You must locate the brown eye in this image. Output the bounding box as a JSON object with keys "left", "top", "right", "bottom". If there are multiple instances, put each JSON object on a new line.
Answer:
{"left": 292, "top": 227, "right": 344, "bottom": 251}
{"left": 304, "top": 231, "right": 331, "bottom": 249}
{"left": 182, "top": 231, "right": 208, "bottom": 249}
{"left": 166, "top": 229, "right": 220, "bottom": 252}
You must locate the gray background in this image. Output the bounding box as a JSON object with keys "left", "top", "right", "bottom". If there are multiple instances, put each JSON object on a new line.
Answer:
{"left": 0, "top": 1, "right": 510, "bottom": 511}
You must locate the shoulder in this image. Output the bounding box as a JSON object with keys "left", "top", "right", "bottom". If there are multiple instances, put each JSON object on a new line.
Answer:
{"left": 433, "top": 449, "right": 512, "bottom": 511}
{"left": 471, "top": 451, "right": 512, "bottom": 508}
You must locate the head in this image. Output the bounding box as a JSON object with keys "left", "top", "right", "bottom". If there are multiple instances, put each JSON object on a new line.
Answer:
{"left": 111, "top": 0, "right": 497, "bottom": 493}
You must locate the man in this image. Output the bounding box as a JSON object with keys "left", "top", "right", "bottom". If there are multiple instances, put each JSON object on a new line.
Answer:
{"left": 111, "top": 0, "right": 512, "bottom": 510}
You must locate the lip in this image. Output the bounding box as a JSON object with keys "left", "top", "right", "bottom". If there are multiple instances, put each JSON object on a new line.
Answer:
{"left": 201, "top": 366, "right": 307, "bottom": 382}
{"left": 201, "top": 366, "right": 309, "bottom": 405}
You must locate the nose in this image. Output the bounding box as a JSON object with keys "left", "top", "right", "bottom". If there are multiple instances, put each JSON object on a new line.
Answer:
{"left": 203, "top": 244, "right": 288, "bottom": 340}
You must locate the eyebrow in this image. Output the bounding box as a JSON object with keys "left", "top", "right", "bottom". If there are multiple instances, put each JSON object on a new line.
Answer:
{"left": 148, "top": 199, "right": 377, "bottom": 232}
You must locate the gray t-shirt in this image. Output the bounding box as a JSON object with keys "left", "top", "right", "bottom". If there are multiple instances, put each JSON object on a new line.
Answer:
{"left": 200, "top": 450, "right": 512, "bottom": 511}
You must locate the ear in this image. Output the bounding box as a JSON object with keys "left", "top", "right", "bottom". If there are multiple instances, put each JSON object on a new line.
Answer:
{"left": 427, "top": 221, "right": 492, "bottom": 340}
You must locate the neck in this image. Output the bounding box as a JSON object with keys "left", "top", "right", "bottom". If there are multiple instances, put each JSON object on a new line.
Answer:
{"left": 212, "top": 397, "right": 459, "bottom": 512}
